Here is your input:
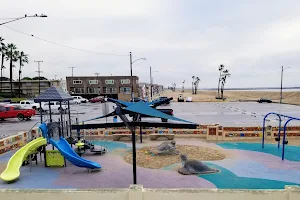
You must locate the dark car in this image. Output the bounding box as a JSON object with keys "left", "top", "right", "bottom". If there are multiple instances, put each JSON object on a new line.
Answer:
{"left": 89, "top": 96, "right": 105, "bottom": 103}
{"left": 131, "top": 97, "right": 146, "bottom": 102}
{"left": 157, "top": 97, "right": 170, "bottom": 105}
{"left": 257, "top": 98, "right": 272, "bottom": 103}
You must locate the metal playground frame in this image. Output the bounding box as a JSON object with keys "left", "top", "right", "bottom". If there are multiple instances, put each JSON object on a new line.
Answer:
{"left": 262, "top": 112, "right": 300, "bottom": 160}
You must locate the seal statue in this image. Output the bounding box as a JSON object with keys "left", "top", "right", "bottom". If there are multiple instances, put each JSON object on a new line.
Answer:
{"left": 155, "top": 140, "right": 179, "bottom": 155}
{"left": 178, "top": 154, "right": 219, "bottom": 175}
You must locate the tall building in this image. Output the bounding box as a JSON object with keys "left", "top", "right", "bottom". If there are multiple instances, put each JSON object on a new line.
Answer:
{"left": 66, "top": 76, "right": 139, "bottom": 100}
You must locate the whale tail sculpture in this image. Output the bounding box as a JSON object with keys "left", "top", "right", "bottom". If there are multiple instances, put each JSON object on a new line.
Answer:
{"left": 178, "top": 154, "right": 219, "bottom": 175}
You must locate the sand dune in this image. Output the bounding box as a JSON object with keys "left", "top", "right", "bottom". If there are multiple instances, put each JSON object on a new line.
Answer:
{"left": 156, "top": 90, "right": 300, "bottom": 105}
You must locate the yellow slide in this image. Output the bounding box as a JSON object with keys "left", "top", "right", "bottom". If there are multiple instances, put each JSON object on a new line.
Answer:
{"left": 0, "top": 137, "right": 47, "bottom": 182}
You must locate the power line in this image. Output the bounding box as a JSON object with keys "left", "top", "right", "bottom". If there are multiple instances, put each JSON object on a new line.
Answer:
{"left": 3, "top": 25, "right": 129, "bottom": 57}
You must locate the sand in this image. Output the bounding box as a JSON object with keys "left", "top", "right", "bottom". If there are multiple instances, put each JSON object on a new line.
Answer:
{"left": 156, "top": 90, "right": 300, "bottom": 105}
{"left": 124, "top": 145, "right": 226, "bottom": 169}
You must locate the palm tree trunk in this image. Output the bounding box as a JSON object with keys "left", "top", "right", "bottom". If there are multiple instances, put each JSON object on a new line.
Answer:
{"left": 10, "top": 54, "right": 13, "bottom": 97}
{"left": 221, "top": 82, "right": 224, "bottom": 99}
{"left": 0, "top": 54, "right": 4, "bottom": 93}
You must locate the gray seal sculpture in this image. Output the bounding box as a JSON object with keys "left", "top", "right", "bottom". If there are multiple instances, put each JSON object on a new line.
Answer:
{"left": 155, "top": 140, "right": 179, "bottom": 155}
{"left": 178, "top": 154, "right": 219, "bottom": 175}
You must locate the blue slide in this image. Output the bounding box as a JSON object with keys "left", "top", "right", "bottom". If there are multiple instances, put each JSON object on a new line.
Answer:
{"left": 49, "top": 137, "right": 101, "bottom": 169}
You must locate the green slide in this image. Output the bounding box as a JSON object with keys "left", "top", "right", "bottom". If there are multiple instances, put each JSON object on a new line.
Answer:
{"left": 0, "top": 137, "right": 47, "bottom": 182}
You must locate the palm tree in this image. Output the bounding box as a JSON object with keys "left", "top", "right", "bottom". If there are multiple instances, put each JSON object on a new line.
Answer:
{"left": 220, "top": 70, "right": 231, "bottom": 99}
{"left": 5, "top": 43, "right": 18, "bottom": 97}
{"left": 217, "top": 64, "right": 224, "bottom": 98}
{"left": 0, "top": 37, "right": 7, "bottom": 93}
{"left": 192, "top": 76, "right": 195, "bottom": 94}
{"left": 17, "top": 51, "right": 29, "bottom": 98}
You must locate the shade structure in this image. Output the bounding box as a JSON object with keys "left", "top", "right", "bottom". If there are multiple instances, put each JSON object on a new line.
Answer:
{"left": 125, "top": 101, "right": 195, "bottom": 124}
{"left": 33, "top": 86, "right": 74, "bottom": 103}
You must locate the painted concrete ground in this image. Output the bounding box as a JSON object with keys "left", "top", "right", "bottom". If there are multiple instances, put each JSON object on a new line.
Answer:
{"left": 0, "top": 139, "right": 300, "bottom": 189}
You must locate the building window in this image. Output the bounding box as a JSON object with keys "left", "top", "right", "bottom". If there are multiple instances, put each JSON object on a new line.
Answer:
{"left": 40, "top": 82, "right": 45, "bottom": 86}
{"left": 74, "top": 87, "right": 84, "bottom": 93}
{"left": 89, "top": 80, "right": 98, "bottom": 85}
{"left": 120, "top": 79, "right": 130, "bottom": 84}
{"left": 120, "top": 87, "right": 131, "bottom": 94}
{"left": 105, "top": 80, "right": 114, "bottom": 84}
{"left": 88, "top": 87, "right": 100, "bottom": 94}
{"left": 103, "top": 87, "right": 116, "bottom": 93}
{"left": 73, "top": 80, "right": 82, "bottom": 84}
{"left": 25, "top": 82, "right": 31, "bottom": 86}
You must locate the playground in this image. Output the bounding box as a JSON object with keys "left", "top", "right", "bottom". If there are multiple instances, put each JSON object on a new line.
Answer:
{"left": 0, "top": 87, "right": 300, "bottom": 189}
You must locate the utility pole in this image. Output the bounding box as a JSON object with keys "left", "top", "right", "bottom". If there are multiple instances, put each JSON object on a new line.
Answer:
{"left": 182, "top": 80, "right": 185, "bottom": 92}
{"left": 150, "top": 66, "right": 152, "bottom": 101}
{"left": 69, "top": 66, "right": 75, "bottom": 77}
{"left": 54, "top": 75, "right": 57, "bottom": 80}
{"left": 34, "top": 60, "right": 43, "bottom": 95}
{"left": 95, "top": 72, "right": 100, "bottom": 77}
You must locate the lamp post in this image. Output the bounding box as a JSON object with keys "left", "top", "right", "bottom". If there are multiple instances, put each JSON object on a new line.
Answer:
{"left": 0, "top": 14, "right": 47, "bottom": 26}
{"left": 149, "top": 67, "right": 159, "bottom": 101}
{"left": 280, "top": 66, "right": 291, "bottom": 104}
{"left": 129, "top": 52, "right": 146, "bottom": 185}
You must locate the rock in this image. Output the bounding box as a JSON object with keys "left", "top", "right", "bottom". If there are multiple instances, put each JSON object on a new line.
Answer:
{"left": 178, "top": 154, "right": 219, "bottom": 175}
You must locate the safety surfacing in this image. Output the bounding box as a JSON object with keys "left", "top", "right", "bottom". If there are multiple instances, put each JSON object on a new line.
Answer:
{"left": 0, "top": 139, "right": 300, "bottom": 189}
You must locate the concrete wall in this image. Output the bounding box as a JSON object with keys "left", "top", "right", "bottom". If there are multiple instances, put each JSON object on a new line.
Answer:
{"left": 0, "top": 185, "right": 299, "bottom": 200}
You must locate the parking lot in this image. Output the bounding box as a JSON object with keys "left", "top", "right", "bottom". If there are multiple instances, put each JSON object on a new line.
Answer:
{"left": 1, "top": 101, "right": 300, "bottom": 138}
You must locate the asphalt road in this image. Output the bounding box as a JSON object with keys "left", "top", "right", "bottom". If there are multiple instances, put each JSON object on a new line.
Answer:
{"left": 1, "top": 102, "right": 300, "bottom": 138}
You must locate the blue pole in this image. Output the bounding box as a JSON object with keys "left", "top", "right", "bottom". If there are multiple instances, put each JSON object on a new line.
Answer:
{"left": 282, "top": 118, "right": 293, "bottom": 160}
{"left": 262, "top": 115, "right": 267, "bottom": 148}
{"left": 277, "top": 115, "right": 281, "bottom": 148}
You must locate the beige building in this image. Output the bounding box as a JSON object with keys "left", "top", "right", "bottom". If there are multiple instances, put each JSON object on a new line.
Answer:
{"left": 0, "top": 79, "right": 61, "bottom": 97}
{"left": 66, "top": 76, "right": 139, "bottom": 100}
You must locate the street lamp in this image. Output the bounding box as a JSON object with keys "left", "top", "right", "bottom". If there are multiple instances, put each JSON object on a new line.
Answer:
{"left": 149, "top": 66, "right": 159, "bottom": 101}
{"left": 280, "top": 66, "right": 291, "bottom": 104}
{"left": 129, "top": 52, "right": 146, "bottom": 101}
{"left": 129, "top": 52, "right": 146, "bottom": 185}
{"left": 0, "top": 14, "right": 47, "bottom": 26}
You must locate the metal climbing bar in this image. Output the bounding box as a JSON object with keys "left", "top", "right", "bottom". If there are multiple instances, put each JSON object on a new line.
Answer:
{"left": 262, "top": 112, "right": 300, "bottom": 160}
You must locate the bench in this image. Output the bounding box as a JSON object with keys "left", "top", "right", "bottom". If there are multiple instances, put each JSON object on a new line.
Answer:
{"left": 149, "top": 134, "right": 175, "bottom": 141}
{"left": 113, "top": 134, "right": 138, "bottom": 141}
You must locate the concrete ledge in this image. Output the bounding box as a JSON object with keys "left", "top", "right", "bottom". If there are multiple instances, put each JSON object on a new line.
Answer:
{"left": 113, "top": 134, "right": 138, "bottom": 141}
{"left": 0, "top": 185, "right": 299, "bottom": 200}
{"left": 149, "top": 134, "right": 175, "bottom": 140}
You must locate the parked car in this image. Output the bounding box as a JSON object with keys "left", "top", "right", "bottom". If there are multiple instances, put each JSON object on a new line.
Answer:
{"left": 186, "top": 96, "right": 193, "bottom": 102}
{"left": 131, "top": 97, "right": 146, "bottom": 102}
{"left": 0, "top": 105, "right": 36, "bottom": 121}
{"left": 10, "top": 100, "right": 39, "bottom": 110}
{"left": 157, "top": 97, "right": 170, "bottom": 105}
{"left": 72, "top": 96, "right": 88, "bottom": 104}
{"left": 178, "top": 94, "right": 184, "bottom": 102}
{"left": 89, "top": 96, "right": 105, "bottom": 103}
{"left": 257, "top": 98, "right": 272, "bottom": 103}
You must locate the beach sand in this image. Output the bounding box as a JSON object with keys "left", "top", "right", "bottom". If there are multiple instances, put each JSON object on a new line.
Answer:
{"left": 156, "top": 90, "right": 300, "bottom": 105}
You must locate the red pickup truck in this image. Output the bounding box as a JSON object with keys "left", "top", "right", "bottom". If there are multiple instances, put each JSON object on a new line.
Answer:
{"left": 0, "top": 105, "right": 36, "bottom": 121}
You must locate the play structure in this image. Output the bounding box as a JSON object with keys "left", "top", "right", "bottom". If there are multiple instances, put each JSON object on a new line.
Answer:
{"left": 0, "top": 87, "right": 103, "bottom": 182}
{"left": 262, "top": 112, "right": 300, "bottom": 160}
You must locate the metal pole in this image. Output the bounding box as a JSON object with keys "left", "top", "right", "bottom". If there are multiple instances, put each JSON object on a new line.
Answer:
{"left": 150, "top": 66, "right": 152, "bottom": 101}
{"left": 130, "top": 52, "right": 134, "bottom": 101}
{"left": 280, "top": 66, "right": 283, "bottom": 104}
{"left": 39, "top": 102, "right": 43, "bottom": 123}
{"left": 48, "top": 101, "right": 52, "bottom": 122}
{"left": 0, "top": 54, "right": 3, "bottom": 92}
{"left": 129, "top": 52, "right": 137, "bottom": 184}
{"left": 68, "top": 101, "right": 72, "bottom": 142}
{"left": 60, "top": 102, "right": 64, "bottom": 138}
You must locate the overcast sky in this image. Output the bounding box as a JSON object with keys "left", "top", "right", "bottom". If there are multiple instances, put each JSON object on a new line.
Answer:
{"left": 1, "top": 0, "right": 300, "bottom": 88}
